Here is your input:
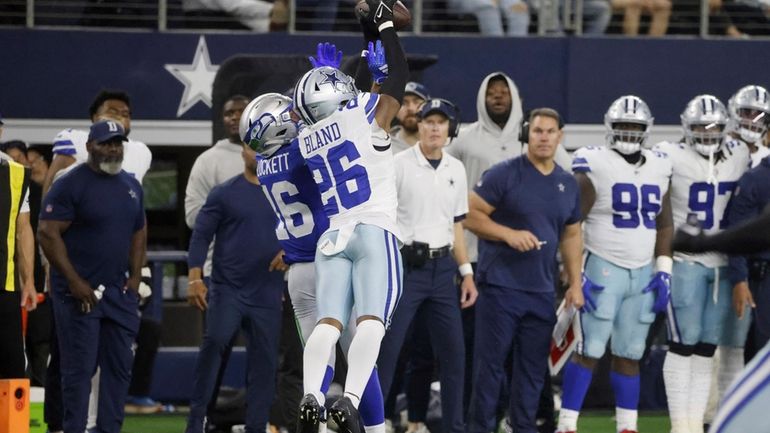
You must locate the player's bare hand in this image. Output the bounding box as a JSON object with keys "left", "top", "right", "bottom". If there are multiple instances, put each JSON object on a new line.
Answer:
{"left": 20, "top": 283, "right": 38, "bottom": 312}
{"left": 505, "top": 229, "right": 541, "bottom": 252}
{"left": 269, "top": 250, "right": 289, "bottom": 272}
{"left": 460, "top": 275, "right": 478, "bottom": 309}
{"left": 564, "top": 285, "right": 585, "bottom": 311}
{"left": 733, "top": 281, "right": 755, "bottom": 319}
{"left": 187, "top": 280, "right": 208, "bottom": 311}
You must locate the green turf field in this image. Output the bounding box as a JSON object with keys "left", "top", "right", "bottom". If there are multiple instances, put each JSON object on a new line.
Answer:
{"left": 29, "top": 403, "right": 671, "bottom": 433}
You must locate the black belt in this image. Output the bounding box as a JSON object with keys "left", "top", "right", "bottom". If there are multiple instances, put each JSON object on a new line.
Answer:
{"left": 426, "top": 245, "right": 450, "bottom": 259}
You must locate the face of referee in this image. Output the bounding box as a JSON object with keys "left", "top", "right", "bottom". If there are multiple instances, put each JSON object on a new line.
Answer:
{"left": 527, "top": 115, "right": 562, "bottom": 162}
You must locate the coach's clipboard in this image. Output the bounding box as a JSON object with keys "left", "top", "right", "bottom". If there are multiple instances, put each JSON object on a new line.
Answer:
{"left": 549, "top": 300, "right": 581, "bottom": 376}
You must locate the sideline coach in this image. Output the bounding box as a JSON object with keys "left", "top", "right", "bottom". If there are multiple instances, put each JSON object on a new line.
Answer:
{"left": 464, "top": 108, "right": 584, "bottom": 433}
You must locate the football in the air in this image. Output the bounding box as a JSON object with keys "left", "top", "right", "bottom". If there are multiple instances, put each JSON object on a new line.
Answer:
{"left": 354, "top": 0, "right": 412, "bottom": 31}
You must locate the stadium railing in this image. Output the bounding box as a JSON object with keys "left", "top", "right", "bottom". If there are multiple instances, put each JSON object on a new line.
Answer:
{"left": 2, "top": 0, "right": 767, "bottom": 37}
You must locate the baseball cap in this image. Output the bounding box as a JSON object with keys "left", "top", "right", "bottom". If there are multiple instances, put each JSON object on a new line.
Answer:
{"left": 404, "top": 82, "right": 430, "bottom": 101}
{"left": 419, "top": 98, "right": 456, "bottom": 121}
{"left": 88, "top": 120, "right": 126, "bottom": 144}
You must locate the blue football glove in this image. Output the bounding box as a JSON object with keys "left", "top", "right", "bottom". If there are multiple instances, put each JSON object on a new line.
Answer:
{"left": 643, "top": 271, "right": 671, "bottom": 314}
{"left": 581, "top": 274, "right": 605, "bottom": 313}
{"left": 364, "top": 40, "right": 388, "bottom": 85}
{"left": 308, "top": 42, "right": 343, "bottom": 69}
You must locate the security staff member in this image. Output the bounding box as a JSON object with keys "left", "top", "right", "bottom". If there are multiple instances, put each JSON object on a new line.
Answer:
{"left": 727, "top": 155, "right": 770, "bottom": 361}
{"left": 0, "top": 151, "right": 38, "bottom": 379}
{"left": 464, "top": 108, "right": 584, "bottom": 433}
{"left": 38, "top": 120, "right": 146, "bottom": 433}
{"left": 377, "top": 98, "right": 478, "bottom": 433}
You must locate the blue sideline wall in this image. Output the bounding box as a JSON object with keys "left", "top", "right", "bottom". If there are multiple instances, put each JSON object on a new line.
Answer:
{"left": 3, "top": 29, "right": 769, "bottom": 125}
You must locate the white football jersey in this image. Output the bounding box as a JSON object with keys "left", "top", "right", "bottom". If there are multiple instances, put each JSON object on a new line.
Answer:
{"left": 52, "top": 128, "right": 153, "bottom": 183}
{"left": 654, "top": 140, "right": 750, "bottom": 267}
{"left": 298, "top": 92, "right": 400, "bottom": 241}
{"left": 573, "top": 146, "right": 672, "bottom": 269}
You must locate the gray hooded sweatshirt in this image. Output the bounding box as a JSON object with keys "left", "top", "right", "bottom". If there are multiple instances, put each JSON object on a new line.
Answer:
{"left": 446, "top": 71, "right": 571, "bottom": 262}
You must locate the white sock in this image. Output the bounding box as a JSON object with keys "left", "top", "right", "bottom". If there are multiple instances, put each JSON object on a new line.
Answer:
{"left": 704, "top": 348, "right": 721, "bottom": 425}
{"left": 557, "top": 408, "right": 579, "bottom": 432}
{"left": 688, "top": 355, "right": 715, "bottom": 433}
{"left": 616, "top": 407, "right": 638, "bottom": 432}
{"left": 663, "top": 352, "right": 692, "bottom": 433}
{"left": 303, "top": 323, "right": 341, "bottom": 405}
{"left": 365, "top": 422, "right": 387, "bottom": 433}
{"left": 717, "top": 346, "right": 745, "bottom": 400}
{"left": 319, "top": 421, "right": 328, "bottom": 433}
{"left": 343, "top": 320, "right": 385, "bottom": 408}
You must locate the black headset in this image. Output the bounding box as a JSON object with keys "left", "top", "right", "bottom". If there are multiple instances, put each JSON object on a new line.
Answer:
{"left": 518, "top": 109, "right": 565, "bottom": 144}
{"left": 420, "top": 98, "right": 461, "bottom": 138}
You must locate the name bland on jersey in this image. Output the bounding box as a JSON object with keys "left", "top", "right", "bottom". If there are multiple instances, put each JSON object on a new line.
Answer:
{"left": 257, "top": 152, "right": 290, "bottom": 177}
{"left": 303, "top": 122, "right": 342, "bottom": 154}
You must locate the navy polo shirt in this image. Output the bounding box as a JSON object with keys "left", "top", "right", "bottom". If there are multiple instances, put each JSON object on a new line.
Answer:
{"left": 188, "top": 174, "right": 284, "bottom": 309}
{"left": 474, "top": 155, "right": 580, "bottom": 292}
{"left": 727, "top": 155, "right": 770, "bottom": 284}
{"left": 41, "top": 164, "right": 145, "bottom": 293}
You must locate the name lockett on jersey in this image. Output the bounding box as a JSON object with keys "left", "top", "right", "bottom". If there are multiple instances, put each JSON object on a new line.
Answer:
{"left": 303, "top": 122, "right": 342, "bottom": 154}
{"left": 257, "top": 152, "right": 290, "bottom": 177}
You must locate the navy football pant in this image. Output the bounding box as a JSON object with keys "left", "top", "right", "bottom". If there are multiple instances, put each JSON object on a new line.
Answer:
{"left": 52, "top": 285, "right": 141, "bottom": 433}
{"left": 187, "top": 289, "right": 281, "bottom": 433}
{"left": 467, "top": 285, "right": 555, "bottom": 433}
{"left": 378, "top": 255, "right": 465, "bottom": 433}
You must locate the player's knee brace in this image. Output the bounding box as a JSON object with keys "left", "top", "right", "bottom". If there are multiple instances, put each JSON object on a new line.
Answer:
{"left": 693, "top": 342, "right": 717, "bottom": 357}
{"left": 668, "top": 341, "right": 696, "bottom": 356}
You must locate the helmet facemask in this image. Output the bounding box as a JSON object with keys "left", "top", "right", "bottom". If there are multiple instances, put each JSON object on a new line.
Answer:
{"left": 608, "top": 122, "right": 648, "bottom": 155}
{"left": 239, "top": 93, "right": 299, "bottom": 159}
{"left": 604, "top": 95, "right": 654, "bottom": 155}
{"left": 686, "top": 122, "right": 726, "bottom": 156}
{"left": 735, "top": 108, "right": 769, "bottom": 144}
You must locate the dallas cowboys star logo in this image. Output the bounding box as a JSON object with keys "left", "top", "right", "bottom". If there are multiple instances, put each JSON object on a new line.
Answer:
{"left": 321, "top": 71, "right": 342, "bottom": 87}
{"left": 558, "top": 183, "right": 565, "bottom": 192}
{"left": 449, "top": 178, "right": 455, "bottom": 187}
{"left": 164, "top": 35, "right": 220, "bottom": 117}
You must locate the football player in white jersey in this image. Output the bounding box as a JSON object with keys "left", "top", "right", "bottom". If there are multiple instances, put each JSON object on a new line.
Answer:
{"left": 654, "top": 95, "right": 751, "bottom": 433}
{"left": 292, "top": 2, "right": 407, "bottom": 432}
{"left": 557, "top": 96, "right": 674, "bottom": 433}
{"left": 727, "top": 85, "right": 770, "bottom": 168}
{"left": 44, "top": 90, "right": 152, "bottom": 193}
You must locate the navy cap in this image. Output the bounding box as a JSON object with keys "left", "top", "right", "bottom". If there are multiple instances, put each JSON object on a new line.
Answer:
{"left": 404, "top": 82, "right": 430, "bottom": 101}
{"left": 88, "top": 120, "right": 126, "bottom": 143}
{"left": 419, "top": 98, "right": 456, "bottom": 121}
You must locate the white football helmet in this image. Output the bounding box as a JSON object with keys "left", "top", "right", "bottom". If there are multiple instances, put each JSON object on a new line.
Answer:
{"left": 239, "top": 93, "right": 298, "bottom": 158}
{"left": 681, "top": 95, "right": 729, "bottom": 156}
{"left": 604, "top": 95, "right": 654, "bottom": 155}
{"left": 292, "top": 66, "right": 358, "bottom": 125}
{"left": 728, "top": 85, "right": 770, "bottom": 144}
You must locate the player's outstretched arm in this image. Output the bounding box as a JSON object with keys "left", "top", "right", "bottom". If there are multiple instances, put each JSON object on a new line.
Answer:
{"left": 674, "top": 207, "right": 770, "bottom": 255}
{"left": 369, "top": 1, "right": 408, "bottom": 131}
{"left": 354, "top": 21, "right": 379, "bottom": 92}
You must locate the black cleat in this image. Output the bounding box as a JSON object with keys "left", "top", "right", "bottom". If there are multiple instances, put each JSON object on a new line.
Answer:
{"left": 328, "top": 396, "right": 363, "bottom": 433}
{"left": 297, "top": 394, "right": 321, "bottom": 433}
